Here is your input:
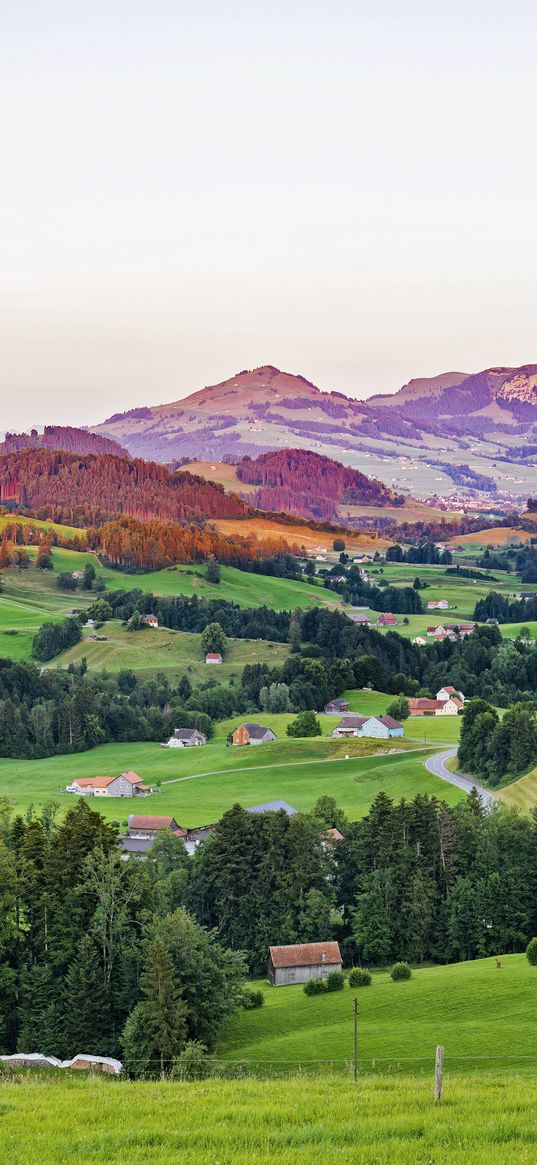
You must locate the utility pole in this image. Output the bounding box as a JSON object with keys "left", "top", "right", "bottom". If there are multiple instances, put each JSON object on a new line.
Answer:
{"left": 353, "top": 996, "right": 358, "bottom": 1082}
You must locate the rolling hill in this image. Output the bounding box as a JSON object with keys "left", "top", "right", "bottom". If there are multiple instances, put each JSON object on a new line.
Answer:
{"left": 91, "top": 363, "right": 537, "bottom": 500}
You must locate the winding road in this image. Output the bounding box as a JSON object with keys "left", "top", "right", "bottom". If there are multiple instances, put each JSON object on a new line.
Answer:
{"left": 424, "top": 748, "right": 497, "bottom": 810}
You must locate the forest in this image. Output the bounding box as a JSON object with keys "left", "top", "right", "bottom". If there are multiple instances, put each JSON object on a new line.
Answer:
{"left": 235, "top": 448, "right": 403, "bottom": 520}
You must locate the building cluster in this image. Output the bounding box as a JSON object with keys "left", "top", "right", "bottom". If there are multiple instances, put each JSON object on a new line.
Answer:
{"left": 408, "top": 686, "right": 465, "bottom": 717}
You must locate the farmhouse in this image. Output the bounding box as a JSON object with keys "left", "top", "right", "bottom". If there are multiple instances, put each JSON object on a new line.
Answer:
{"left": 141, "top": 613, "right": 158, "bottom": 627}
{"left": 409, "top": 696, "right": 463, "bottom": 717}
{"left": 267, "top": 941, "right": 342, "bottom": 987}
{"left": 376, "top": 612, "right": 397, "bottom": 626}
{"left": 67, "top": 771, "right": 150, "bottom": 797}
{"left": 347, "top": 611, "right": 370, "bottom": 625}
{"left": 163, "top": 728, "right": 207, "bottom": 748}
{"left": 120, "top": 814, "right": 187, "bottom": 856}
{"left": 205, "top": 652, "right": 223, "bottom": 664}
{"left": 72, "top": 570, "right": 84, "bottom": 580}
{"left": 332, "top": 715, "right": 403, "bottom": 739}
{"left": 232, "top": 722, "right": 277, "bottom": 746}
{"left": 412, "top": 636, "right": 427, "bottom": 646}
{"left": 437, "top": 686, "right": 465, "bottom": 704}
{"left": 427, "top": 599, "right": 449, "bottom": 610}
{"left": 324, "top": 697, "right": 350, "bottom": 715}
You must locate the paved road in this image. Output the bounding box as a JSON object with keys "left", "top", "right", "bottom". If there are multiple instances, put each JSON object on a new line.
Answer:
{"left": 424, "top": 749, "right": 497, "bottom": 809}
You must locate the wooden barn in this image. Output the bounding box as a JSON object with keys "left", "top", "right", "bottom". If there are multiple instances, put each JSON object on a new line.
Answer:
{"left": 267, "top": 941, "right": 342, "bottom": 987}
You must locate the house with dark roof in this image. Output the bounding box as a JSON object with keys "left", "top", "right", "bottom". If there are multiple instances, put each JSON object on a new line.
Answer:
{"left": 267, "top": 941, "right": 342, "bottom": 987}
{"left": 246, "top": 800, "right": 298, "bottom": 816}
{"left": 141, "top": 613, "right": 159, "bottom": 627}
{"left": 332, "top": 715, "right": 403, "bottom": 739}
{"left": 119, "top": 814, "right": 187, "bottom": 857}
{"left": 231, "top": 723, "right": 277, "bottom": 746}
{"left": 324, "top": 697, "right": 350, "bottom": 715}
{"left": 162, "top": 728, "right": 207, "bottom": 748}
{"left": 67, "top": 771, "right": 150, "bottom": 797}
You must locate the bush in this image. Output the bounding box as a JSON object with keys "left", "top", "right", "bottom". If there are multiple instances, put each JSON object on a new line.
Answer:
{"left": 172, "top": 1040, "right": 213, "bottom": 1081}
{"left": 240, "top": 987, "right": 265, "bottom": 1010}
{"left": 526, "top": 937, "right": 537, "bottom": 965}
{"left": 348, "top": 967, "right": 372, "bottom": 987}
{"left": 391, "top": 961, "right": 412, "bottom": 981}
{"left": 304, "top": 977, "right": 328, "bottom": 996}
{"left": 326, "top": 971, "right": 345, "bottom": 992}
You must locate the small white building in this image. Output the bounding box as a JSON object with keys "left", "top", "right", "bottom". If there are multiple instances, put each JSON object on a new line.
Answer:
{"left": 163, "top": 728, "right": 207, "bottom": 748}
{"left": 332, "top": 715, "right": 403, "bottom": 739}
{"left": 206, "top": 652, "right": 223, "bottom": 665}
{"left": 437, "top": 686, "right": 465, "bottom": 704}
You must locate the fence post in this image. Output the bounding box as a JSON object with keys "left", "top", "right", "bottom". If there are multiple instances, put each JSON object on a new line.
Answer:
{"left": 353, "top": 997, "right": 358, "bottom": 1082}
{"left": 434, "top": 1045, "right": 444, "bottom": 1102}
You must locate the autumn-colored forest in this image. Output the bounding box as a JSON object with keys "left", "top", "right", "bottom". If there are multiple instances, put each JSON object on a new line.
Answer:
{"left": 236, "top": 448, "right": 404, "bottom": 519}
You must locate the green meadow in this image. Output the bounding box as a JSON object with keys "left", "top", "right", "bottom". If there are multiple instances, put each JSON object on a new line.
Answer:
{"left": 2, "top": 1066, "right": 537, "bottom": 1165}
{"left": 0, "top": 738, "right": 456, "bottom": 824}
{"left": 219, "top": 954, "right": 536, "bottom": 1074}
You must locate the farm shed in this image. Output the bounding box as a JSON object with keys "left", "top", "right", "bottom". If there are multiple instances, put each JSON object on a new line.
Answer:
{"left": 267, "top": 941, "right": 342, "bottom": 987}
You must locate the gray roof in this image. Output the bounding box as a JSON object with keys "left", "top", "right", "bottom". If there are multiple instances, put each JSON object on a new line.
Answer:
{"left": 378, "top": 715, "right": 403, "bottom": 729}
{"left": 336, "top": 716, "right": 368, "bottom": 728}
{"left": 118, "top": 837, "right": 155, "bottom": 854}
{"left": 246, "top": 801, "right": 298, "bottom": 816}
{"left": 240, "top": 722, "right": 275, "bottom": 739}
{"left": 173, "top": 728, "right": 204, "bottom": 741}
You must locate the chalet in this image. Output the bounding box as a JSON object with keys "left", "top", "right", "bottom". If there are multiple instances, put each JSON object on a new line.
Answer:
{"left": 67, "top": 771, "right": 150, "bottom": 797}
{"left": 267, "top": 941, "right": 342, "bottom": 987}
{"left": 427, "top": 625, "right": 446, "bottom": 637}
{"left": 120, "top": 814, "right": 187, "bottom": 856}
{"left": 206, "top": 652, "right": 223, "bottom": 664}
{"left": 163, "top": 728, "right": 207, "bottom": 748}
{"left": 141, "top": 613, "right": 158, "bottom": 627}
{"left": 437, "top": 686, "right": 465, "bottom": 704}
{"left": 427, "top": 599, "right": 449, "bottom": 610}
{"left": 332, "top": 715, "right": 403, "bottom": 739}
{"left": 347, "top": 612, "right": 370, "bottom": 625}
{"left": 376, "top": 612, "right": 397, "bottom": 626}
{"left": 436, "top": 696, "right": 464, "bottom": 715}
{"left": 232, "top": 722, "right": 277, "bottom": 746}
{"left": 324, "top": 697, "right": 350, "bottom": 715}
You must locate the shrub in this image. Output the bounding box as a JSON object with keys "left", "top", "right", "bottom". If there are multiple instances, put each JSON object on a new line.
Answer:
{"left": 172, "top": 1040, "right": 212, "bottom": 1081}
{"left": 348, "top": 967, "right": 372, "bottom": 987}
{"left": 304, "top": 978, "right": 328, "bottom": 996}
{"left": 240, "top": 987, "right": 265, "bottom": 1010}
{"left": 326, "top": 971, "right": 345, "bottom": 992}
{"left": 391, "top": 961, "right": 412, "bottom": 981}
{"left": 526, "top": 938, "right": 537, "bottom": 965}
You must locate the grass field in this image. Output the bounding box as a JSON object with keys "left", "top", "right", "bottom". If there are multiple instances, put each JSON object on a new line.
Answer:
{"left": 219, "top": 954, "right": 536, "bottom": 1075}
{"left": 0, "top": 738, "right": 458, "bottom": 823}
{"left": 497, "top": 765, "right": 537, "bottom": 813}
{"left": 56, "top": 622, "right": 291, "bottom": 680}
{"left": 3, "top": 1068, "right": 537, "bottom": 1165}
{"left": 213, "top": 516, "right": 391, "bottom": 552}
{"left": 0, "top": 513, "right": 81, "bottom": 538}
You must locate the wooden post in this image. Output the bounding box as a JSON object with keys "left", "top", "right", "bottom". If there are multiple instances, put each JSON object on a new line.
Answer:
{"left": 353, "top": 996, "right": 358, "bottom": 1082}
{"left": 434, "top": 1045, "right": 444, "bottom": 1102}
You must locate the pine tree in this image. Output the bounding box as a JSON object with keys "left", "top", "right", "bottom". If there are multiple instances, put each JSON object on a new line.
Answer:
{"left": 139, "top": 937, "right": 187, "bottom": 1078}
{"left": 61, "top": 935, "right": 113, "bottom": 1056}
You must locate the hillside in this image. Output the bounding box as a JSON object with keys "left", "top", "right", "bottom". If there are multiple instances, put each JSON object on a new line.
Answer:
{"left": 0, "top": 425, "right": 127, "bottom": 458}
{"left": 233, "top": 448, "right": 403, "bottom": 520}
{"left": 91, "top": 362, "right": 537, "bottom": 501}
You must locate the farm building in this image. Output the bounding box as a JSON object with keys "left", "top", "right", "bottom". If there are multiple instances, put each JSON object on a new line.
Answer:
{"left": 205, "top": 652, "right": 223, "bottom": 664}
{"left": 267, "top": 941, "right": 342, "bottom": 987}
{"left": 347, "top": 611, "right": 370, "bottom": 625}
{"left": 324, "top": 697, "right": 350, "bottom": 715}
{"left": 409, "top": 696, "right": 463, "bottom": 717}
{"left": 67, "top": 771, "right": 150, "bottom": 797}
{"left": 427, "top": 599, "right": 449, "bottom": 610}
{"left": 141, "top": 613, "right": 159, "bottom": 627}
{"left": 246, "top": 800, "right": 298, "bottom": 816}
{"left": 332, "top": 715, "right": 403, "bottom": 739}
{"left": 119, "top": 814, "right": 187, "bottom": 857}
{"left": 437, "top": 686, "right": 465, "bottom": 704}
{"left": 376, "top": 612, "right": 397, "bottom": 626}
{"left": 232, "top": 723, "right": 277, "bottom": 746}
{"left": 163, "top": 728, "right": 207, "bottom": 748}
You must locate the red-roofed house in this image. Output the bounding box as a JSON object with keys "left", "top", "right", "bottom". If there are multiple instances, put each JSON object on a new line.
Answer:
{"left": 67, "top": 771, "right": 150, "bottom": 797}
{"left": 376, "top": 613, "right": 397, "bottom": 626}
{"left": 267, "top": 941, "right": 342, "bottom": 986}
{"left": 205, "top": 653, "right": 223, "bottom": 665}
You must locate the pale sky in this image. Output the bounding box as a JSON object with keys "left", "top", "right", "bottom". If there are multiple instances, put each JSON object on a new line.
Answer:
{"left": 1, "top": 0, "right": 536, "bottom": 429}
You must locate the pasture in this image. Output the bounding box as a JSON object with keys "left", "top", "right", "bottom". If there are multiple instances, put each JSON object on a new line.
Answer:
{"left": 0, "top": 739, "right": 458, "bottom": 823}
{"left": 219, "top": 954, "right": 537, "bottom": 1075}
{"left": 3, "top": 1067, "right": 537, "bottom": 1165}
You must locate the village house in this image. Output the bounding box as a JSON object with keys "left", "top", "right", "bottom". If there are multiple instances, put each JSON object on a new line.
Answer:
{"left": 120, "top": 814, "right": 187, "bottom": 856}
{"left": 376, "top": 612, "right": 397, "bottom": 626}
{"left": 205, "top": 652, "right": 223, "bottom": 664}
{"left": 437, "top": 685, "right": 465, "bottom": 704}
{"left": 72, "top": 570, "right": 84, "bottom": 580}
{"left": 267, "top": 941, "right": 342, "bottom": 987}
{"left": 409, "top": 695, "right": 463, "bottom": 717}
{"left": 347, "top": 611, "right": 370, "bottom": 625}
{"left": 141, "top": 613, "right": 159, "bottom": 627}
{"left": 427, "top": 599, "right": 449, "bottom": 610}
{"left": 332, "top": 714, "right": 403, "bottom": 739}
{"left": 324, "top": 697, "right": 350, "bottom": 715}
{"left": 232, "top": 722, "right": 277, "bottom": 746}
{"left": 412, "top": 636, "right": 427, "bottom": 646}
{"left": 427, "top": 624, "right": 446, "bottom": 637}
{"left": 162, "top": 728, "right": 207, "bottom": 748}
{"left": 67, "top": 771, "right": 151, "bottom": 797}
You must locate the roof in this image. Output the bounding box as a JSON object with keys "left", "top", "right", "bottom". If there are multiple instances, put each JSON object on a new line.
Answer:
{"left": 326, "top": 698, "right": 349, "bottom": 708}
{"left": 409, "top": 697, "right": 444, "bottom": 710}
{"left": 378, "top": 715, "right": 403, "bottom": 729}
{"left": 206, "top": 652, "right": 222, "bottom": 660}
{"left": 73, "top": 775, "right": 115, "bottom": 789}
{"left": 235, "top": 722, "right": 274, "bottom": 739}
{"left": 173, "top": 728, "right": 204, "bottom": 740}
{"left": 127, "top": 814, "right": 185, "bottom": 833}
{"left": 336, "top": 716, "right": 368, "bottom": 728}
{"left": 323, "top": 827, "right": 344, "bottom": 841}
{"left": 246, "top": 801, "right": 298, "bottom": 816}
{"left": 120, "top": 771, "right": 143, "bottom": 784}
{"left": 438, "top": 686, "right": 458, "bottom": 695}
{"left": 269, "top": 941, "right": 342, "bottom": 969}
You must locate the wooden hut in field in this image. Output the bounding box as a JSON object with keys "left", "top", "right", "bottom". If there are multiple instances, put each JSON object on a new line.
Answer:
{"left": 267, "top": 941, "right": 342, "bottom": 987}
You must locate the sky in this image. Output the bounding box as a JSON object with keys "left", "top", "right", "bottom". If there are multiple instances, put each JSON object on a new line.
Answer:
{"left": 1, "top": 0, "right": 537, "bottom": 429}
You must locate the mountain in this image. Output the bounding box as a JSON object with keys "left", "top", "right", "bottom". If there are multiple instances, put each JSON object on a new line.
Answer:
{"left": 91, "top": 363, "right": 537, "bottom": 501}
{"left": 0, "top": 425, "right": 127, "bottom": 458}
{"left": 233, "top": 449, "right": 404, "bottom": 521}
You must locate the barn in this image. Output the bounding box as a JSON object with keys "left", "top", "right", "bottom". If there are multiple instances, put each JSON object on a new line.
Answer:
{"left": 267, "top": 941, "right": 342, "bottom": 987}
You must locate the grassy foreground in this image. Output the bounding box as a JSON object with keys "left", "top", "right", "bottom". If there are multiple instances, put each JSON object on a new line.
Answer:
{"left": 2, "top": 1069, "right": 537, "bottom": 1164}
